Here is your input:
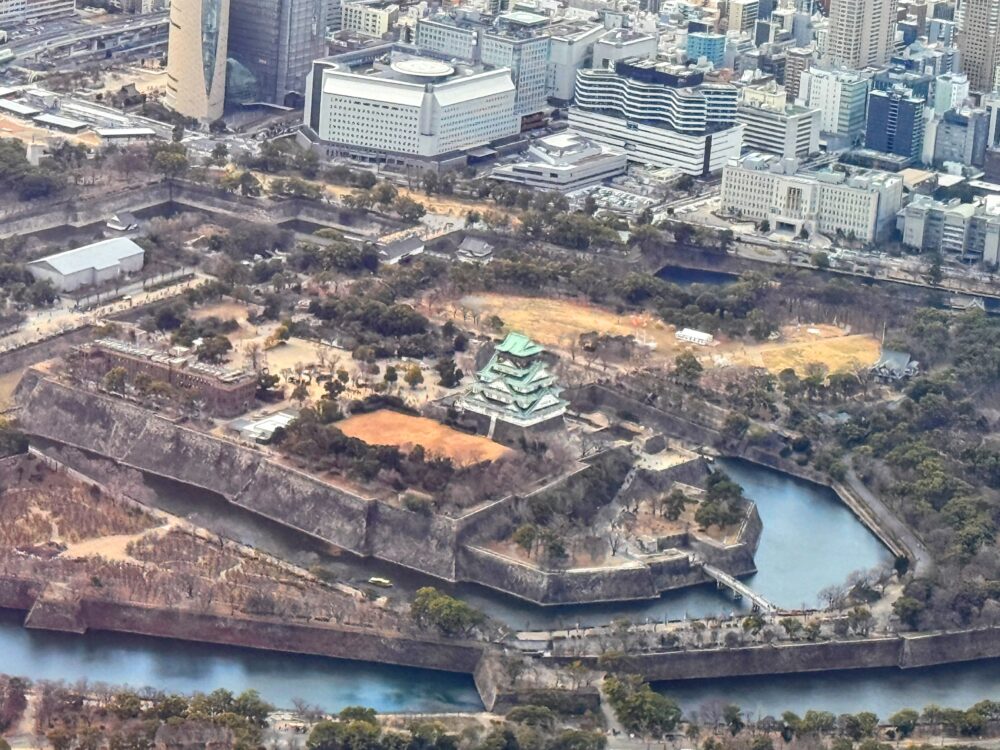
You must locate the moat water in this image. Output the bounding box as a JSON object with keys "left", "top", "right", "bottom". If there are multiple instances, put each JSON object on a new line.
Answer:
{"left": 5, "top": 449, "right": 998, "bottom": 716}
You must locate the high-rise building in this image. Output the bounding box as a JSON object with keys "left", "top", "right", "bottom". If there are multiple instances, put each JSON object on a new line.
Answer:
{"left": 569, "top": 59, "right": 743, "bottom": 174}
{"left": 932, "top": 72, "right": 969, "bottom": 115}
{"left": 728, "top": 0, "right": 759, "bottom": 34}
{"left": 932, "top": 107, "right": 990, "bottom": 167}
{"left": 227, "top": 0, "right": 327, "bottom": 106}
{"left": 737, "top": 82, "right": 821, "bottom": 159}
{"left": 956, "top": 0, "right": 1000, "bottom": 92}
{"left": 827, "top": 0, "right": 898, "bottom": 69}
{"left": 784, "top": 46, "right": 813, "bottom": 100}
{"left": 864, "top": 86, "right": 925, "bottom": 161}
{"left": 166, "top": 0, "right": 231, "bottom": 121}
{"left": 797, "top": 66, "right": 871, "bottom": 141}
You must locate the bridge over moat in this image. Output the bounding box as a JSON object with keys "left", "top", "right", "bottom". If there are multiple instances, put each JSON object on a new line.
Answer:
{"left": 696, "top": 559, "right": 776, "bottom": 613}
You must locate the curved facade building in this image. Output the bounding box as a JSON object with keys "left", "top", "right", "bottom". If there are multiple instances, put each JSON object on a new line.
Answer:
{"left": 166, "top": 0, "right": 231, "bottom": 122}
{"left": 569, "top": 59, "right": 742, "bottom": 175}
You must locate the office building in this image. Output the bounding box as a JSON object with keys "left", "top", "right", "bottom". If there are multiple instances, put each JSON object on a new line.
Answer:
{"left": 593, "top": 29, "right": 659, "bottom": 69}
{"left": 227, "top": 0, "right": 327, "bottom": 105}
{"left": 827, "top": 0, "right": 898, "bottom": 69}
{"left": 932, "top": 106, "right": 989, "bottom": 167}
{"left": 569, "top": 59, "right": 743, "bottom": 174}
{"left": 864, "top": 87, "right": 925, "bottom": 161}
{"left": 797, "top": 66, "right": 871, "bottom": 141}
{"left": 415, "top": 11, "right": 602, "bottom": 116}
{"left": 545, "top": 20, "right": 606, "bottom": 102}
{"left": 165, "top": 0, "right": 231, "bottom": 121}
{"left": 307, "top": 48, "right": 519, "bottom": 162}
{"left": 898, "top": 195, "right": 1000, "bottom": 265}
{"left": 873, "top": 67, "right": 933, "bottom": 101}
{"left": 957, "top": 0, "right": 1000, "bottom": 92}
{"left": 932, "top": 72, "right": 969, "bottom": 115}
{"left": 490, "top": 131, "right": 628, "bottom": 191}
{"left": 784, "top": 46, "right": 813, "bottom": 100}
{"left": 728, "top": 0, "right": 759, "bottom": 33}
{"left": 687, "top": 31, "right": 726, "bottom": 68}
{"left": 737, "top": 82, "right": 821, "bottom": 159}
{"left": 721, "top": 152, "right": 904, "bottom": 242}
{"left": 341, "top": 0, "right": 398, "bottom": 37}
{"left": 483, "top": 13, "right": 554, "bottom": 116}
{"left": 984, "top": 92, "right": 1000, "bottom": 148}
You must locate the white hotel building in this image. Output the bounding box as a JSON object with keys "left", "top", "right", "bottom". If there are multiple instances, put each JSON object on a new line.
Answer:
{"left": 568, "top": 59, "right": 743, "bottom": 175}
{"left": 720, "top": 152, "right": 903, "bottom": 242}
{"left": 305, "top": 49, "right": 519, "bottom": 162}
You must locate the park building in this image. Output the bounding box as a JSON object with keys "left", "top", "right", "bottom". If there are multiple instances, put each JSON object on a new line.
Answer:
{"left": 897, "top": 194, "right": 1000, "bottom": 266}
{"left": 490, "top": 131, "right": 627, "bottom": 191}
{"left": 79, "top": 338, "right": 257, "bottom": 418}
{"left": 26, "top": 237, "right": 145, "bottom": 293}
{"left": 458, "top": 332, "right": 568, "bottom": 438}
{"left": 568, "top": 59, "right": 743, "bottom": 175}
{"left": 720, "top": 152, "right": 904, "bottom": 243}
{"left": 303, "top": 46, "right": 519, "bottom": 166}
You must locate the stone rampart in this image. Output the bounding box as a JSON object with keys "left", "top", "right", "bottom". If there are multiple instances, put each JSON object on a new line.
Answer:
{"left": 0, "top": 573, "right": 484, "bottom": 676}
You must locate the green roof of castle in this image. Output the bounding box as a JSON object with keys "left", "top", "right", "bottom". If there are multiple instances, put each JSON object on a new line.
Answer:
{"left": 495, "top": 332, "right": 544, "bottom": 358}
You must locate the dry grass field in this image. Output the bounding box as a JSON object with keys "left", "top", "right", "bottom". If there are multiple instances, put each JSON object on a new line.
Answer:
{"left": 711, "top": 324, "right": 881, "bottom": 375}
{"left": 455, "top": 293, "right": 678, "bottom": 351}
{"left": 338, "top": 409, "right": 511, "bottom": 465}
{"left": 448, "top": 295, "right": 880, "bottom": 377}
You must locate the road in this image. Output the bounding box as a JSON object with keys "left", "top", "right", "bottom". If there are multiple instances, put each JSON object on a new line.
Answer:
{"left": 0, "top": 271, "right": 207, "bottom": 354}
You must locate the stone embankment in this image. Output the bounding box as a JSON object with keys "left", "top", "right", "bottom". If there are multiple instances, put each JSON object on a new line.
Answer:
{"left": 572, "top": 383, "right": 917, "bottom": 570}
{"left": 0, "top": 573, "right": 486, "bottom": 675}
{"left": 0, "top": 180, "right": 399, "bottom": 242}
{"left": 15, "top": 373, "right": 753, "bottom": 606}
{"left": 547, "top": 626, "right": 1000, "bottom": 682}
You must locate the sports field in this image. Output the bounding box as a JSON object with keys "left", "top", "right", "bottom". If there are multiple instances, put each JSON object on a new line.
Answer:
{"left": 338, "top": 409, "right": 511, "bottom": 465}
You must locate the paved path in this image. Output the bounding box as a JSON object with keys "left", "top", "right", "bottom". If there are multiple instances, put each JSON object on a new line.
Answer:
{"left": 843, "top": 467, "right": 933, "bottom": 577}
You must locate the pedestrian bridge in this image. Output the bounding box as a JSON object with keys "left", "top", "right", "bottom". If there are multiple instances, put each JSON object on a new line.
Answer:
{"left": 698, "top": 560, "right": 776, "bottom": 613}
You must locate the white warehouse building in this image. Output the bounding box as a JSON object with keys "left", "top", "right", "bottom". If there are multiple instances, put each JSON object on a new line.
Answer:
{"left": 308, "top": 50, "right": 519, "bottom": 160}
{"left": 26, "top": 237, "right": 145, "bottom": 292}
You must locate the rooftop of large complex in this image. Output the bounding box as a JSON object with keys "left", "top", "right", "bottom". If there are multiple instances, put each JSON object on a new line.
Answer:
{"left": 730, "top": 152, "right": 903, "bottom": 191}
{"left": 325, "top": 48, "right": 489, "bottom": 84}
